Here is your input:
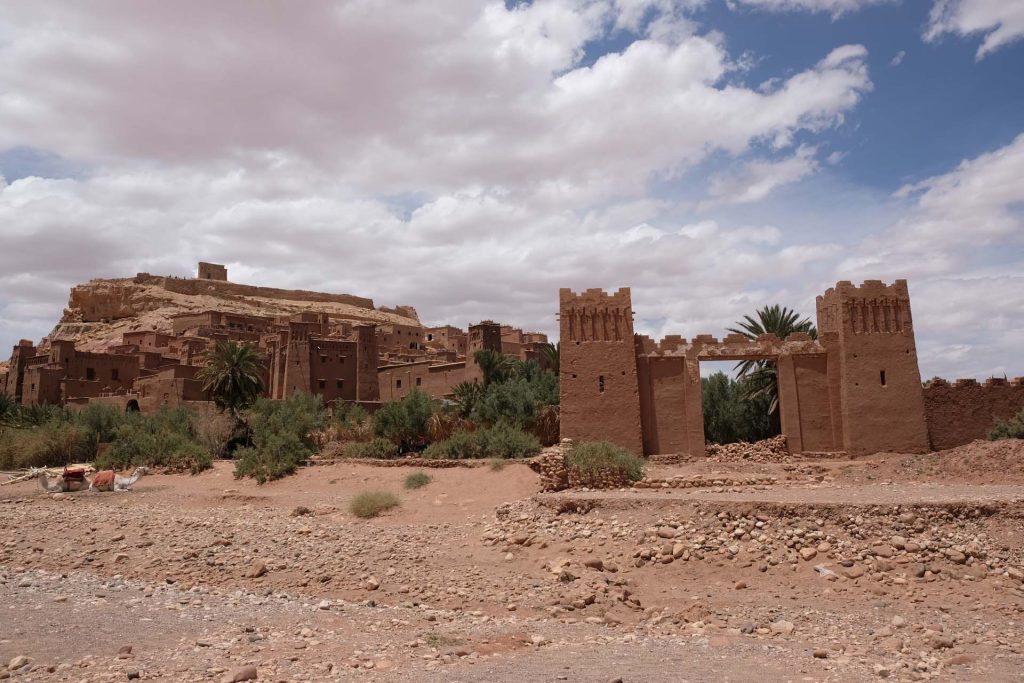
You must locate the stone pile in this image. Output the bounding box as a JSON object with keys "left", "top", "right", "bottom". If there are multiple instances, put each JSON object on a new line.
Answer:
{"left": 633, "top": 474, "right": 778, "bottom": 489}
{"left": 567, "top": 467, "right": 633, "bottom": 490}
{"left": 706, "top": 435, "right": 789, "bottom": 462}
{"left": 529, "top": 445, "right": 570, "bottom": 492}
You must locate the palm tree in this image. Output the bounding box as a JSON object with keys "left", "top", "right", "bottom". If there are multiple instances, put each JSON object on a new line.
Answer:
{"left": 540, "top": 341, "right": 560, "bottom": 375}
{"left": 728, "top": 305, "right": 816, "bottom": 415}
{"left": 473, "top": 349, "right": 513, "bottom": 387}
{"left": 196, "top": 340, "right": 266, "bottom": 421}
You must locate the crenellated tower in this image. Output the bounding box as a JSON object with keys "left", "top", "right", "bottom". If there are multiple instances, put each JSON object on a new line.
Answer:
{"left": 559, "top": 288, "right": 643, "bottom": 454}
{"left": 816, "top": 279, "right": 929, "bottom": 455}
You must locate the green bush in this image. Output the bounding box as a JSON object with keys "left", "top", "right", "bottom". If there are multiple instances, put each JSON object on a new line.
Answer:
{"left": 97, "top": 408, "right": 211, "bottom": 474}
{"left": 423, "top": 430, "right": 480, "bottom": 459}
{"left": 349, "top": 490, "right": 400, "bottom": 518}
{"left": 474, "top": 423, "right": 541, "bottom": 459}
{"left": 566, "top": 441, "right": 645, "bottom": 482}
{"left": 234, "top": 431, "right": 307, "bottom": 484}
{"left": 423, "top": 424, "right": 540, "bottom": 460}
{"left": 0, "top": 421, "right": 92, "bottom": 470}
{"left": 472, "top": 379, "right": 537, "bottom": 428}
{"left": 334, "top": 402, "right": 370, "bottom": 429}
{"left": 373, "top": 389, "right": 435, "bottom": 445}
{"left": 233, "top": 392, "right": 325, "bottom": 483}
{"left": 342, "top": 437, "right": 400, "bottom": 459}
{"left": 989, "top": 409, "right": 1024, "bottom": 440}
{"left": 73, "top": 403, "right": 128, "bottom": 445}
{"left": 404, "top": 472, "right": 432, "bottom": 489}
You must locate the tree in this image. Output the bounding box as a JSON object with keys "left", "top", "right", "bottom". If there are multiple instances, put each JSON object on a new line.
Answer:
{"left": 450, "top": 381, "right": 484, "bottom": 419}
{"left": 196, "top": 341, "right": 266, "bottom": 421}
{"left": 728, "top": 305, "right": 816, "bottom": 415}
{"left": 473, "top": 349, "right": 513, "bottom": 387}
{"left": 540, "top": 341, "right": 560, "bottom": 375}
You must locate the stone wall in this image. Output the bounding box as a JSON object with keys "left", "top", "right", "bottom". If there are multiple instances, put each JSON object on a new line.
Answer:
{"left": 923, "top": 378, "right": 1024, "bottom": 450}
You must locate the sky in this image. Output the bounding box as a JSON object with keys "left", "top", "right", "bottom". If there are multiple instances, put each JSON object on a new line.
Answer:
{"left": 0, "top": 0, "right": 1022, "bottom": 381}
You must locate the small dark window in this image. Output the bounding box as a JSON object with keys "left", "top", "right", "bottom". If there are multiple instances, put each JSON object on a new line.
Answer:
{"left": 111, "top": 369, "right": 119, "bottom": 381}
{"left": 336, "top": 380, "right": 343, "bottom": 389}
{"left": 318, "top": 379, "right": 326, "bottom": 389}
{"left": 416, "top": 377, "right": 422, "bottom": 386}
{"left": 599, "top": 375, "right": 605, "bottom": 393}
{"left": 396, "top": 379, "right": 402, "bottom": 388}
{"left": 321, "top": 355, "right": 328, "bottom": 363}
{"left": 880, "top": 370, "right": 886, "bottom": 387}
{"left": 86, "top": 367, "right": 96, "bottom": 381}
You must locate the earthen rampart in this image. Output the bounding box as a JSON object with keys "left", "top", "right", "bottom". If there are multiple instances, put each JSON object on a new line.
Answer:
{"left": 923, "top": 377, "right": 1024, "bottom": 450}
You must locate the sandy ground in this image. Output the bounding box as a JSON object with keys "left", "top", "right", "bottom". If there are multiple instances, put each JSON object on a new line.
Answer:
{"left": 2, "top": 449, "right": 1023, "bottom": 682}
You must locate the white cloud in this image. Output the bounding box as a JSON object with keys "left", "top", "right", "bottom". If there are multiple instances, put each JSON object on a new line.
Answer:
{"left": 701, "top": 144, "right": 819, "bottom": 209}
{"left": 0, "top": 1, "right": 1018, "bottom": 382}
{"left": 726, "top": 0, "right": 894, "bottom": 18}
{"left": 924, "top": 0, "right": 1024, "bottom": 58}
{"left": 835, "top": 134, "right": 1024, "bottom": 378}
{"left": 890, "top": 49, "right": 906, "bottom": 66}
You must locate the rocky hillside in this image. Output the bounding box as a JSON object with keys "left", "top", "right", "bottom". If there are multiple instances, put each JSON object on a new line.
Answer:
{"left": 30, "top": 272, "right": 421, "bottom": 356}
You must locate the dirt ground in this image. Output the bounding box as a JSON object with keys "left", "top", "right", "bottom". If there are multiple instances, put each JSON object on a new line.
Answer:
{"left": 2, "top": 443, "right": 1023, "bottom": 682}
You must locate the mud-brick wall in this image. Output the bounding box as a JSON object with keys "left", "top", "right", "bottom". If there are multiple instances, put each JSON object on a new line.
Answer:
{"left": 923, "top": 378, "right": 1024, "bottom": 450}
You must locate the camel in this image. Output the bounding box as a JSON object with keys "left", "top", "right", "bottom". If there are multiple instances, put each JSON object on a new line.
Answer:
{"left": 35, "top": 466, "right": 90, "bottom": 493}
{"left": 89, "top": 466, "right": 149, "bottom": 492}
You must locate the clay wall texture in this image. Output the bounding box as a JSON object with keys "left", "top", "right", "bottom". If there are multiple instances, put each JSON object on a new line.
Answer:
{"left": 817, "top": 280, "right": 929, "bottom": 456}
{"left": 923, "top": 378, "right": 1024, "bottom": 450}
{"left": 197, "top": 262, "right": 228, "bottom": 281}
{"left": 559, "top": 288, "right": 644, "bottom": 455}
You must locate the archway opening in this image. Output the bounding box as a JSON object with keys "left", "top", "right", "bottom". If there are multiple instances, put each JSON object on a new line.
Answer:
{"left": 699, "top": 360, "right": 780, "bottom": 445}
{"left": 125, "top": 399, "right": 140, "bottom": 413}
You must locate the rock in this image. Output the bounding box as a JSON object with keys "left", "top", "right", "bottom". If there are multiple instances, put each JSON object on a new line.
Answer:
{"left": 365, "top": 576, "right": 380, "bottom": 591}
{"left": 799, "top": 547, "right": 817, "bottom": 561}
{"left": 841, "top": 566, "right": 864, "bottom": 579}
{"left": 221, "top": 665, "right": 258, "bottom": 682}
{"left": 891, "top": 616, "right": 906, "bottom": 628}
{"left": 874, "top": 664, "right": 892, "bottom": 678}
{"left": 931, "top": 635, "right": 955, "bottom": 649}
{"left": 7, "top": 656, "right": 29, "bottom": 671}
{"left": 947, "top": 654, "right": 976, "bottom": 666}
{"left": 118, "top": 645, "right": 133, "bottom": 655}
{"left": 813, "top": 649, "right": 828, "bottom": 659}
{"left": 317, "top": 600, "right": 331, "bottom": 610}
{"left": 291, "top": 506, "right": 312, "bottom": 517}
{"left": 244, "top": 560, "right": 267, "bottom": 578}
{"left": 656, "top": 527, "right": 676, "bottom": 539}
{"left": 583, "top": 558, "right": 604, "bottom": 571}
{"left": 770, "top": 619, "right": 795, "bottom": 635}
{"left": 127, "top": 672, "right": 140, "bottom": 680}
{"left": 734, "top": 581, "right": 747, "bottom": 590}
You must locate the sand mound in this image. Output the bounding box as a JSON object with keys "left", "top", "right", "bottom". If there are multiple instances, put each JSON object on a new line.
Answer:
{"left": 895, "top": 438, "right": 1024, "bottom": 483}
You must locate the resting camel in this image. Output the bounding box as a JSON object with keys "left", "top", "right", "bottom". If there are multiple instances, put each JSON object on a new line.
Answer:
{"left": 89, "top": 466, "right": 149, "bottom": 492}
{"left": 35, "top": 467, "right": 90, "bottom": 493}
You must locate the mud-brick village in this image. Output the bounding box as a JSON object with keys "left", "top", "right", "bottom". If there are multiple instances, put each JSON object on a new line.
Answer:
{"left": 2, "top": 3, "right": 1024, "bottom": 683}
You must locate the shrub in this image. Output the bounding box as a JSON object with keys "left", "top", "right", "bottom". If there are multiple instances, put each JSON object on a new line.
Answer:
{"left": 0, "top": 421, "right": 92, "bottom": 470}
{"left": 234, "top": 431, "right": 307, "bottom": 484}
{"left": 472, "top": 379, "right": 537, "bottom": 428}
{"left": 989, "top": 409, "right": 1024, "bottom": 440}
{"left": 373, "top": 389, "right": 435, "bottom": 445}
{"left": 404, "top": 472, "right": 432, "bottom": 489}
{"left": 566, "top": 441, "right": 645, "bottom": 482}
{"left": 342, "top": 437, "right": 400, "bottom": 459}
{"left": 233, "top": 393, "right": 325, "bottom": 483}
{"left": 97, "top": 408, "right": 211, "bottom": 474}
{"left": 349, "top": 490, "right": 400, "bottom": 518}
{"left": 423, "top": 424, "right": 540, "bottom": 460}
{"left": 474, "top": 423, "right": 541, "bottom": 459}
{"left": 73, "top": 403, "right": 128, "bottom": 445}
